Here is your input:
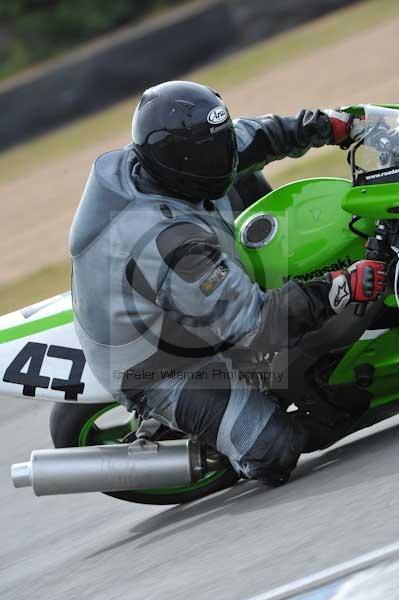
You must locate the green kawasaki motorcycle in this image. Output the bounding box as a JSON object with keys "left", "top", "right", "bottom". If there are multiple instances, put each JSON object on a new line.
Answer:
{"left": 7, "top": 103, "right": 399, "bottom": 505}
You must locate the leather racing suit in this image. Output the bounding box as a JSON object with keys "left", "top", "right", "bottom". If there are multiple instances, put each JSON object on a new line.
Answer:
{"left": 70, "top": 109, "right": 338, "bottom": 484}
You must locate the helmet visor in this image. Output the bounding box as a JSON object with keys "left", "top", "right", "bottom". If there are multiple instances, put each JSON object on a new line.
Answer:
{"left": 148, "top": 125, "right": 238, "bottom": 178}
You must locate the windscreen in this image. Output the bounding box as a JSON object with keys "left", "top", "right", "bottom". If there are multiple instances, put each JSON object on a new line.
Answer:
{"left": 353, "top": 105, "right": 399, "bottom": 183}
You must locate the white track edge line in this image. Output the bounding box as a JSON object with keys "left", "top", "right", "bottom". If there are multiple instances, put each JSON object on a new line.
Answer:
{"left": 245, "top": 540, "right": 399, "bottom": 600}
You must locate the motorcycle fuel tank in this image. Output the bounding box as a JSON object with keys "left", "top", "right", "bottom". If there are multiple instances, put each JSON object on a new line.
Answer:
{"left": 235, "top": 177, "right": 374, "bottom": 288}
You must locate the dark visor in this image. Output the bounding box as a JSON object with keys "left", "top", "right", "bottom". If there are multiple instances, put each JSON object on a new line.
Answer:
{"left": 148, "top": 126, "right": 238, "bottom": 178}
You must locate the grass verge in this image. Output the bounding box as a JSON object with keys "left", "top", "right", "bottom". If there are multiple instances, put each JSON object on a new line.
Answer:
{"left": 0, "top": 262, "right": 71, "bottom": 315}
{"left": 0, "top": 0, "right": 398, "bottom": 185}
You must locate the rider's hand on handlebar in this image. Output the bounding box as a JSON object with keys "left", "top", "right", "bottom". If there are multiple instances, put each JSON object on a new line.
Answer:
{"left": 323, "top": 109, "right": 365, "bottom": 147}
{"left": 327, "top": 260, "right": 386, "bottom": 314}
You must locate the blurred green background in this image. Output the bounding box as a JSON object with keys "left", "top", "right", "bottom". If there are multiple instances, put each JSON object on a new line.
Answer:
{"left": 0, "top": 0, "right": 183, "bottom": 79}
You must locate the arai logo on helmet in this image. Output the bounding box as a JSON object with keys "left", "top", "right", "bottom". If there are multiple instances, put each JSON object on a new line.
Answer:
{"left": 207, "top": 106, "right": 228, "bottom": 125}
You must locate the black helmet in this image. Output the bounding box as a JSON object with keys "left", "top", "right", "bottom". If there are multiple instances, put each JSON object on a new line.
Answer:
{"left": 132, "top": 80, "right": 238, "bottom": 201}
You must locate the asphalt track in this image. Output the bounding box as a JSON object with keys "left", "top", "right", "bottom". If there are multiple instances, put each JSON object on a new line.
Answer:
{"left": 1, "top": 398, "right": 398, "bottom": 600}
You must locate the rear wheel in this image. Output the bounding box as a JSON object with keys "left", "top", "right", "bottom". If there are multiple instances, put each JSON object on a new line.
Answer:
{"left": 50, "top": 402, "right": 238, "bottom": 505}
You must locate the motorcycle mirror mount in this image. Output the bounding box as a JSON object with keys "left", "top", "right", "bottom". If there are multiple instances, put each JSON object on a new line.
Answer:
{"left": 348, "top": 137, "right": 366, "bottom": 185}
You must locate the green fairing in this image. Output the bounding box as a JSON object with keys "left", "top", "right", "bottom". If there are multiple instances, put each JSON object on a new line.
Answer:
{"left": 329, "top": 329, "right": 399, "bottom": 408}
{"left": 384, "top": 295, "right": 398, "bottom": 308}
{"left": 235, "top": 169, "right": 399, "bottom": 416}
{"left": 343, "top": 184, "right": 399, "bottom": 220}
{"left": 235, "top": 177, "right": 374, "bottom": 288}
{"left": 340, "top": 103, "right": 399, "bottom": 116}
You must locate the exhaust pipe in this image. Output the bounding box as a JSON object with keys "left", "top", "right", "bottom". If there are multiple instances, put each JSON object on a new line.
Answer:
{"left": 11, "top": 438, "right": 205, "bottom": 496}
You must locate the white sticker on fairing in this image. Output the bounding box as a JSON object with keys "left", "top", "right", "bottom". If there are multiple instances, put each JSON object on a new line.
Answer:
{"left": 207, "top": 106, "right": 228, "bottom": 125}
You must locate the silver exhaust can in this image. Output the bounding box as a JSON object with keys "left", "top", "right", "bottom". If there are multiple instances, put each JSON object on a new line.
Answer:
{"left": 11, "top": 438, "right": 204, "bottom": 496}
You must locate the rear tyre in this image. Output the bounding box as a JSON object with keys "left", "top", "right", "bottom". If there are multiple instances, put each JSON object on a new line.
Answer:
{"left": 50, "top": 402, "right": 239, "bottom": 505}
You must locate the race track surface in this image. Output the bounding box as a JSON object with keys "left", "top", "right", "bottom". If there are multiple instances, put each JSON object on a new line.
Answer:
{"left": 1, "top": 399, "right": 398, "bottom": 600}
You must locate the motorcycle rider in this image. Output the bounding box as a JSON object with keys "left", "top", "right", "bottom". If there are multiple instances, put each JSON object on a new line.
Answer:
{"left": 70, "top": 81, "right": 385, "bottom": 485}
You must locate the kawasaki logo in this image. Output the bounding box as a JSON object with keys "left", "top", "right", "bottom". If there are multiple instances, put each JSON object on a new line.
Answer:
{"left": 283, "top": 256, "right": 354, "bottom": 282}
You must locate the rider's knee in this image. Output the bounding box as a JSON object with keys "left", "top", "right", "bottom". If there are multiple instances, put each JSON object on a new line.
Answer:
{"left": 216, "top": 388, "right": 306, "bottom": 486}
{"left": 238, "top": 410, "right": 305, "bottom": 486}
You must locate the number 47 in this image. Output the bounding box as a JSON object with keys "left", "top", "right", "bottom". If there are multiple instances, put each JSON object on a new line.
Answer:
{"left": 3, "top": 342, "right": 86, "bottom": 400}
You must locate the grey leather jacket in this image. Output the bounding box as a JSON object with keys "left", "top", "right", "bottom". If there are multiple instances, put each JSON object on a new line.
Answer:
{"left": 70, "top": 110, "right": 335, "bottom": 403}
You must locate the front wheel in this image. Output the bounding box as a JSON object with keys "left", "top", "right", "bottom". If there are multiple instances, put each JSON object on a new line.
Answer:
{"left": 49, "top": 402, "right": 239, "bottom": 505}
